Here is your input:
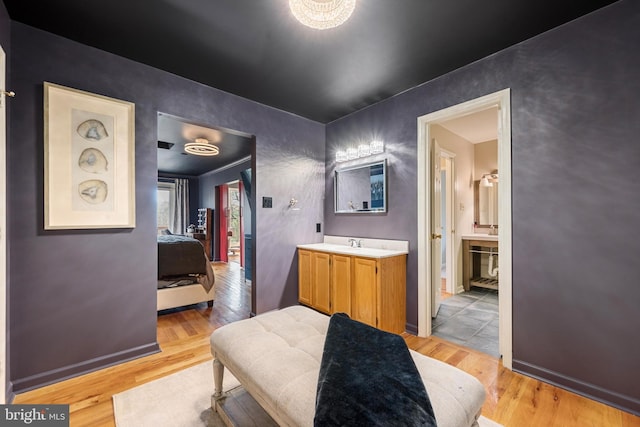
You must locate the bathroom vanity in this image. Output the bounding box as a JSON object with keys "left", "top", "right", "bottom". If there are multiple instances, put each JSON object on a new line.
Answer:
{"left": 462, "top": 234, "right": 499, "bottom": 291}
{"left": 297, "top": 236, "right": 408, "bottom": 334}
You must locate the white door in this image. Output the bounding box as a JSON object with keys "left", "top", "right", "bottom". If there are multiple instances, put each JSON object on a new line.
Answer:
{"left": 442, "top": 154, "right": 456, "bottom": 295}
{"left": 0, "top": 45, "right": 8, "bottom": 404}
{"left": 431, "top": 138, "right": 442, "bottom": 317}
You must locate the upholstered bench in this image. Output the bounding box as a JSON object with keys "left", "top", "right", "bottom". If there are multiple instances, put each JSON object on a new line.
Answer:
{"left": 210, "top": 305, "right": 486, "bottom": 427}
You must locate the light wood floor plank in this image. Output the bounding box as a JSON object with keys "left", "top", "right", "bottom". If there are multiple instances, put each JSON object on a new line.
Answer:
{"left": 13, "top": 261, "right": 639, "bottom": 426}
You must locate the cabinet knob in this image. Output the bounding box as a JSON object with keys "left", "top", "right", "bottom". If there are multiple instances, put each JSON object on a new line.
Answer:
{"left": 431, "top": 233, "right": 442, "bottom": 240}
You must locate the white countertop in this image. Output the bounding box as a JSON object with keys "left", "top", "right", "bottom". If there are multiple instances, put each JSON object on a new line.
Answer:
{"left": 461, "top": 234, "right": 498, "bottom": 241}
{"left": 297, "top": 236, "right": 409, "bottom": 258}
{"left": 297, "top": 243, "right": 407, "bottom": 258}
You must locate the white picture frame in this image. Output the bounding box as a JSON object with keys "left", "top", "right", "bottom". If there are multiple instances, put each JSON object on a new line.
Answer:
{"left": 44, "top": 82, "right": 135, "bottom": 229}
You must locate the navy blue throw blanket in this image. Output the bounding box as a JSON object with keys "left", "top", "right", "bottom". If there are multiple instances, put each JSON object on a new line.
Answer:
{"left": 314, "top": 313, "right": 437, "bottom": 427}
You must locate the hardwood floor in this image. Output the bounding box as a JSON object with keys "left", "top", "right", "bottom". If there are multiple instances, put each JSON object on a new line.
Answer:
{"left": 14, "top": 262, "right": 639, "bottom": 427}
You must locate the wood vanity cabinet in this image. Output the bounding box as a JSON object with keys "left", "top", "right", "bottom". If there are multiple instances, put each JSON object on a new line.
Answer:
{"left": 298, "top": 249, "right": 406, "bottom": 334}
{"left": 331, "top": 254, "right": 352, "bottom": 315}
{"left": 297, "top": 249, "right": 333, "bottom": 315}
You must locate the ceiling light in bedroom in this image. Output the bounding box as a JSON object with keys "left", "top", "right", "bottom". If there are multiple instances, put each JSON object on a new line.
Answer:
{"left": 184, "top": 138, "right": 220, "bottom": 156}
{"left": 289, "top": 0, "right": 356, "bottom": 30}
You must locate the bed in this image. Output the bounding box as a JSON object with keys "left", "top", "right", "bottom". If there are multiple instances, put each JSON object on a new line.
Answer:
{"left": 157, "top": 234, "right": 216, "bottom": 311}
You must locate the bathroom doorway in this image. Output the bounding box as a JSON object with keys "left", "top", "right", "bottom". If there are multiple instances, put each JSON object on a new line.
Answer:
{"left": 417, "top": 89, "right": 513, "bottom": 368}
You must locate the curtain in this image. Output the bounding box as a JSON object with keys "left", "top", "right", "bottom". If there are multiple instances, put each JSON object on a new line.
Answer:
{"left": 170, "top": 178, "right": 189, "bottom": 234}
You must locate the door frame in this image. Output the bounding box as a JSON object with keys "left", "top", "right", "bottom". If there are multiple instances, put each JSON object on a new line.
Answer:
{"left": 430, "top": 139, "right": 443, "bottom": 317}
{"left": 0, "top": 44, "right": 7, "bottom": 403}
{"left": 417, "top": 89, "right": 513, "bottom": 369}
{"left": 218, "top": 184, "right": 229, "bottom": 263}
{"left": 238, "top": 180, "right": 244, "bottom": 268}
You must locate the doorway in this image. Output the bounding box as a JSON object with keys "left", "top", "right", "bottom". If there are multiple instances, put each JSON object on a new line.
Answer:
{"left": 417, "top": 89, "right": 513, "bottom": 368}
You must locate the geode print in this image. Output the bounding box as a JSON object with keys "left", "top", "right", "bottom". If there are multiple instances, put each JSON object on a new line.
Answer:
{"left": 78, "top": 148, "right": 108, "bottom": 173}
{"left": 78, "top": 179, "right": 108, "bottom": 204}
{"left": 77, "top": 119, "right": 109, "bottom": 141}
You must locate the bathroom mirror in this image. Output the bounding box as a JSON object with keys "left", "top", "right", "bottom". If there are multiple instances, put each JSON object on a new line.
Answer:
{"left": 474, "top": 180, "right": 499, "bottom": 227}
{"left": 334, "top": 160, "right": 387, "bottom": 213}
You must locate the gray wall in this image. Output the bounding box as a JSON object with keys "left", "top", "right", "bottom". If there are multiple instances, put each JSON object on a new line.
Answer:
{"left": 0, "top": 1, "right": 8, "bottom": 48}
{"left": 8, "top": 22, "right": 324, "bottom": 392}
{"left": 325, "top": 0, "right": 639, "bottom": 415}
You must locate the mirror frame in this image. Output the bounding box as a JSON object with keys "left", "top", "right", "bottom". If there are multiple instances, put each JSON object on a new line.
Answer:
{"left": 334, "top": 159, "right": 387, "bottom": 214}
{"left": 474, "top": 180, "right": 499, "bottom": 228}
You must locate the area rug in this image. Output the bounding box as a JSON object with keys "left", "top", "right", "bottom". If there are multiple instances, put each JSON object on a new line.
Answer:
{"left": 113, "top": 361, "right": 503, "bottom": 427}
{"left": 113, "top": 361, "right": 239, "bottom": 427}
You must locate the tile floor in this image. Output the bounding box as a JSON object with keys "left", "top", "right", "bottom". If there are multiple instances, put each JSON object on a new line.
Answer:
{"left": 432, "top": 287, "right": 499, "bottom": 358}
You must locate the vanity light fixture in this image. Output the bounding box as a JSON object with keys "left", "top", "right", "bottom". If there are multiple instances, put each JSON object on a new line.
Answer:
{"left": 357, "top": 143, "right": 370, "bottom": 157}
{"left": 370, "top": 140, "right": 384, "bottom": 154}
{"left": 289, "top": 0, "right": 356, "bottom": 30}
{"left": 480, "top": 171, "right": 499, "bottom": 187}
{"left": 185, "top": 137, "right": 220, "bottom": 156}
{"left": 336, "top": 140, "right": 385, "bottom": 163}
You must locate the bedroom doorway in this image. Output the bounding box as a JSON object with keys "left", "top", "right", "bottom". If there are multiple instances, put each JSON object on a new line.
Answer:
{"left": 156, "top": 112, "right": 256, "bottom": 314}
{"left": 417, "top": 89, "right": 513, "bottom": 368}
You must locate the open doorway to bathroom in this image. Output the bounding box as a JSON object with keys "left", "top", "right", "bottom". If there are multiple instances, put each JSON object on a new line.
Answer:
{"left": 431, "top": 116, "right": 500, "bottom": 358}
{"left": 417, "top": 89, "right": 513, "bottom": 368}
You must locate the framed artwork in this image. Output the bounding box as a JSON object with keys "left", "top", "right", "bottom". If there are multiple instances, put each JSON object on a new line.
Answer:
{"left": 44, "top": 82, "right": 135, "bottom": 229}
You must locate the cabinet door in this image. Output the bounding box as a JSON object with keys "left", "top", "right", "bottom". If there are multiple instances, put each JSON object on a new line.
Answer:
{"left": 298, "top": 250, "right": 312, "bottom": 306}
{"left": 351, "top": 257, "right": 378, "bottom": 328}
{"left": 331, "top": 254, "right": 351, "bottom": 316}
{"left": 312, "top": 252, "right": 332, "bottom": 314}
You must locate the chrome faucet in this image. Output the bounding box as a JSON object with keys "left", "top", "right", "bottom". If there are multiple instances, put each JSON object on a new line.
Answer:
{"left": 348, "top": 238, "right": 362, "bottom": 248}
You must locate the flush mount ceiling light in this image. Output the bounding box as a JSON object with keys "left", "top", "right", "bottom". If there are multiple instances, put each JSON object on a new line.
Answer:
{"left": 184, "top": 137, "right": 220, "bottom": 156}
{"left": 289, "top": 0, "right": 356, "bottom": 30}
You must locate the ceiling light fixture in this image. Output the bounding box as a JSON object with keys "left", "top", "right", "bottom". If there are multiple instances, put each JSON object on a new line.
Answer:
{"left": 289, "top": 0, "right": 356, "bottom": 30}
{"left": 184, "top": 137, "right": 220, "bottom": 156}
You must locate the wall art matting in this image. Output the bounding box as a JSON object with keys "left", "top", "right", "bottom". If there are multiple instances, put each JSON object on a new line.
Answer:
{"left": 44, "top": 82, "right": 135, "bottom": 229}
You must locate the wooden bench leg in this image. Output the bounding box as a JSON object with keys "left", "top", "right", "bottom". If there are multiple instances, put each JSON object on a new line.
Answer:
{"left": 213, "top": 357, "right": 224, "bottom": 400}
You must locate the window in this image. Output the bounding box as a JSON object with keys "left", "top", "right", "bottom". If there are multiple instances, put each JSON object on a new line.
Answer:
{"left": 157, "top": 182, "right": 175, "bottom": 233}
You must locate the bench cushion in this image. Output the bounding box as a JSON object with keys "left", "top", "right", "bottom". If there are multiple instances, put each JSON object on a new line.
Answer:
{"left": 210, "top": 305, "right": 485, "bottom": 427}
